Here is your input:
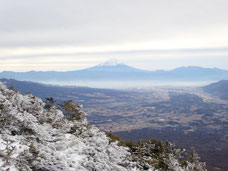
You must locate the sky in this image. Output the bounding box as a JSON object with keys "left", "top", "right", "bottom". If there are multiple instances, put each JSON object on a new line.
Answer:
{"left": 0, "top": 0, "right": 228, "bottom": 72}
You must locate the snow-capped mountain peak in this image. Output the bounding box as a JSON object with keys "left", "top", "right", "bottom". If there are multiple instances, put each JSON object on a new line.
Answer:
{"left": 98, "top": 58, "right": 124, "bottom": 66}
{"left": 85, "top": 58, "right": 146, "bottom": 72}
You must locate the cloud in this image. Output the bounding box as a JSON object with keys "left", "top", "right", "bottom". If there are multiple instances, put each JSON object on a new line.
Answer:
{"left": 1, "top": 0, "right": 228, "bottom": 47}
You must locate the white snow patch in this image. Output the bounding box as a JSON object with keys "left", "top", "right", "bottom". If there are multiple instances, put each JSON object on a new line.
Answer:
{"left": 98, "top": 57, "right": 124, "bottom": 66}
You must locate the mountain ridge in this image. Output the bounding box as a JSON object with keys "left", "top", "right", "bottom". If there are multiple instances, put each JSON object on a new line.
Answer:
{"left": 203, "top": 80, "right": 228, "bottom": 100}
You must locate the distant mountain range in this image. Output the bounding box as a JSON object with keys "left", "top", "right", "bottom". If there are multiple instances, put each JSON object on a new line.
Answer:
{"left": 203, "top": 80, "right": 228, "bottom": 100}
{"left": 1, "top": 58, "right": 228, "bottom": 85}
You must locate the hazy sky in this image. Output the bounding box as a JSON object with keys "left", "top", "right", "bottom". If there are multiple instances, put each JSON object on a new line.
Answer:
{"left": 1, "top": 0, "right": 228, "bottom": 71}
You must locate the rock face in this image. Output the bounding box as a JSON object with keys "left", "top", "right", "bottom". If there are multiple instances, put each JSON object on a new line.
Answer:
{"left": 0, "top": 82, "right": 206, "bottom": 171}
